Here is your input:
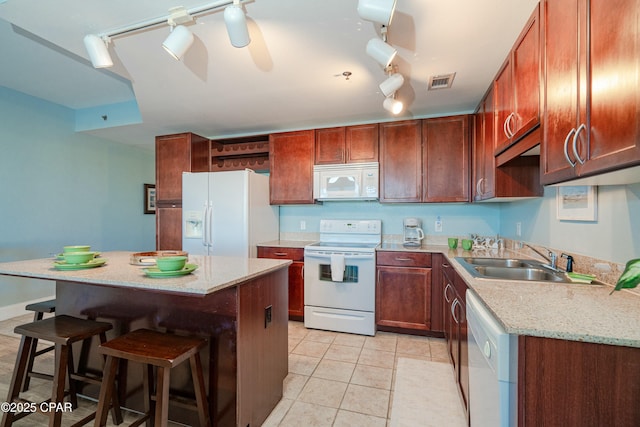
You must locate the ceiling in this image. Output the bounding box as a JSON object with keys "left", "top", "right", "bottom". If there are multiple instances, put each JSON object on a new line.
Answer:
{"left": 0, "top": 0, "right": 539, "bottom": 149}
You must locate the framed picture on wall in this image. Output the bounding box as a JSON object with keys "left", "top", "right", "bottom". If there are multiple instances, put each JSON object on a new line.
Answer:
{"left": 556, "top": 186, "right": 597, "bottom": 221}
{"left": 144, "top": 184, "right": 156, "bottom": 214}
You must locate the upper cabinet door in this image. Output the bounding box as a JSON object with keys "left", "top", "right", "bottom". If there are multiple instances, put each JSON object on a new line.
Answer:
{"left": 581, "top": 0, "right": 640, "bottom": 175}
{"left": 315, "top": 124, "right": 379, "bottom": 164}
{"left": 495, "top": 4, "right": 541, "bottom": 154}
{"left": 269, "top": 130, "right": 315, "bottom": 204}
{"left": 422, "top": 116, "right": 470, "bottom": 203}
{"left": 541, "top": 0, "right": 584, "bottom": 183}
{"left": 155, "top": 133, "right": 209, "bottom": 202}
{"left": 542, "top": 0, "right": 640, "bottom": 184}
{"left": 379, "top": 120, "right": 422, "bottom": 203}
{"left": 315, "top": 127, "right": 345, "bottom": 164}
{"left": 345, "top": 124, "right": 379, "bottom": 163}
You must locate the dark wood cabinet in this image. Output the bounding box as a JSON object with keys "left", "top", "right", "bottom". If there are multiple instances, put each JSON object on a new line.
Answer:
{"left": 379, "top": 120, "right": 422, "bottom": 202}
{"left": 494, "top": 4, "right": 540, "bottom": 154}
{"left": 422, "top": 115, "right": 470, "bottom": 202}
{"left": 518, "top": 336, "right": 640, "bottom": 426}
{"left": 376, "top": 251, "right": 432, "bottom": 333}
{"left": 474, "top": 88, "right": 542, "bottom": 201}
{"left": 345, "top": 124, "right": 379, "bottom": 163}
{"left": 156, "top": 133, "right": 209, "bottom": 203}
{"left": 315, "top": 124, "right": 378, "bottom": 165}
{"left": 442, "top": 259, "right": 469, "bottom": 420}
{"left": 269, "top": 130, "right": 315, "bottom": 204}
{"left": 541, "top": 0, "right": 640, "bottom": 184}
{"left": 258, "top": 246, "right": 305, "bottom": 320}
{"left": 380, "top": 117, "right": 470, "bottom": 203}
{"left": 155, "top": 132, "right": 209, "bottom": 250}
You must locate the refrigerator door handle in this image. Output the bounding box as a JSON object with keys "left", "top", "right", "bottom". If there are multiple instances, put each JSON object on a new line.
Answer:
{"left": 207, "top": 202, "right": 214, "bottom": 248}
{"left": 202, "top": 203, "right": 209, "bottom": 247}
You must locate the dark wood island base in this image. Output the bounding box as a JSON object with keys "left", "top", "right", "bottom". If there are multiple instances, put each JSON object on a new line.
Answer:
{"left": 0, "top": 252, "right": 290, "bottom": 427}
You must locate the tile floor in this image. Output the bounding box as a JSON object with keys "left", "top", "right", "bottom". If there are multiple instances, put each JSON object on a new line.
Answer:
{"left": 0, "top": 315, "right": 459, "bottom": 426}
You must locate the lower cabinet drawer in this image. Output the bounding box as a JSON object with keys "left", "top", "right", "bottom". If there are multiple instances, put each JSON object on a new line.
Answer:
{"left": 257, "top": 246, "right": 304, "bottom": 261}
{"left": 377, "top": 251, "right": 431, "bottom": 267}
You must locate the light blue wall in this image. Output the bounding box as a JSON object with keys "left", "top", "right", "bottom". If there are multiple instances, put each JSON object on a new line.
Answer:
{"left": 280, "top": 202, "right": 501, "bottom": 237}
{"left": 0, "top": 87, "right": 155, "bottom": 308}
{"left": 281, "top": 182, "right": 640, "bottom": 265}
{"left": 499, "top": 184, "right": 640, "bottom": 264}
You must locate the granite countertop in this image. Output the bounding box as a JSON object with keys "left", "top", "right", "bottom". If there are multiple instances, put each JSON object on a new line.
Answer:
{"left": 0, "top": 251, "right": 291, "bottom": 296}
{"left": 258, "top": 240, "right": 317, "bottom": 249}
{"left": 378, "top": 242, "right": 640, "bottom": 348}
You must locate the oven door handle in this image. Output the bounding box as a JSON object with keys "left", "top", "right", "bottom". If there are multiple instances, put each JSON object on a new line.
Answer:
{"left": 304, "top": 253, "right": 374, "bottom": 260}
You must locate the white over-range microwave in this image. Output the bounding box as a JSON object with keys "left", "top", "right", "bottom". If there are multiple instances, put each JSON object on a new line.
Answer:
{"left": 313, "top": 162, "right": 379, "bottom": 201}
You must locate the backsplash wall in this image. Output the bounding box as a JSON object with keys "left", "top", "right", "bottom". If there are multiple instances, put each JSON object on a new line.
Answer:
{"left": 279, "top": 202, "right": 501, "bottom": 238}
{"left": 500, "top": 184, "right": 640, "bottom": 265}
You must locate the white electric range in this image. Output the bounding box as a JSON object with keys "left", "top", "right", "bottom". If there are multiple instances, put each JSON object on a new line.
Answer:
{"left": 303, "top": 219, "right": 381, "bottom": 336}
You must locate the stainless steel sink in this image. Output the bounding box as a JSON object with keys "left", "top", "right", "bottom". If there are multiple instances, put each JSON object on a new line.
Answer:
{"left": 461, "top": 257, "right": 533, "bottom": 268}
{"left": 456, "top": 257, "right": 572, "bottom": 283}
{"left": 472, "top": 266, "right": 569, "bottom": 282}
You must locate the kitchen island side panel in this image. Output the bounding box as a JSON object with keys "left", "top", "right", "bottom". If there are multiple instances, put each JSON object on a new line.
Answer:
{"left": 238, "top": 267, "right": 288, "bottom": 427}
{"left": 55, "top": 267, "right": 288, "bottom": 427}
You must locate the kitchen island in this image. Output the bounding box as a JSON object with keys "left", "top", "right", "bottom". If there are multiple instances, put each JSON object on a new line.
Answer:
{"left": 0, "top": 251, "right": 292, "bottom": 427}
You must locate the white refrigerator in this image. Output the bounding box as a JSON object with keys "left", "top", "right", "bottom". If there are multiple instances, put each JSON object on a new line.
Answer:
{"left": 182, "top": 170, "right": 279, "bottom": 257}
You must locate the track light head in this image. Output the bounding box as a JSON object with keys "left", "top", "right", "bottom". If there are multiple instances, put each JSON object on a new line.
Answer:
{"left": 383, "top": 96, "right": 403, "bottom": 114}
{"left": 83, "top": 34, "right": 113, "bottom": 68}
{"left": 358, "top": 0, "right": 398, "bottom": 26}
{"left": 224, "top": 4, "right": 251, "bottom": 48}
{"left": 379, "top": 73, "right": 404, "bottom": 97}
{"left": 162, "top": 25, "right": 194, "bottom": 60}
{"left": 366, "top": 38, "right": 397, "bottom": 67}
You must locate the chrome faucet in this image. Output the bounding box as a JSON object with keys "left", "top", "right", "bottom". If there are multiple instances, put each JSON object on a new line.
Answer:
{"left": 522, "top": 243, "right": 558, "bottom": 270}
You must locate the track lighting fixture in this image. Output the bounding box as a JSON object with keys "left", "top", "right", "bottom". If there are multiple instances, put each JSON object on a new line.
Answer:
{"left": 83, "top": 34, "right": 113, "bottom": 68}
{"left": 224, "top": 1, "right": 251, "bottom": 48}
{"left": 383, "top": 96, "right": 403, "bottom": 115}
{"left": 366, "top": 38, "right": 397, "bottom": 68}
{"left": 83, "top": 0, "right": 251, "bottom": 69}
{"left": 357, "top": 0, "right": 397, "bottom": 26}
{"left": 162, "top": 25, "right": 195, "bottom": 60}
{"left": 379, "top": 72, "right": 404, "bottom": 97}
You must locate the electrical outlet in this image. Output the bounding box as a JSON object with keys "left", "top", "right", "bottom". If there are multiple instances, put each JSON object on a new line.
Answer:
{"left": 300, "top": 220, "right": 306, "bottom": 230}
{"left": 435, "top": 216, "right": 443, "bottom": 233}
{"left": 516, "top": 222, "right": 522, "bottom": 237}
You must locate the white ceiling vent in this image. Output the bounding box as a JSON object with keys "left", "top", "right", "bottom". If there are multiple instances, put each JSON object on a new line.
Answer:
{"left": 428, "top": 73, "right": 456, "bottom": 90}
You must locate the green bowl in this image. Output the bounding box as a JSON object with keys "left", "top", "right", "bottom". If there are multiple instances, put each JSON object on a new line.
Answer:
{"left": 63, "top": 251, "right": 96, "bottom": 264}
{"left": 63, "top": 245, "right": 91, "bottom": 253}
{"left": 156, "top": 256, "right": 187, "bottom": 272}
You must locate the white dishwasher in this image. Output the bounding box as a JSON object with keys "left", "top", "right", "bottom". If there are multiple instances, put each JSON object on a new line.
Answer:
{"left": 466, "top": 290, "right": 518, "bottom": 427}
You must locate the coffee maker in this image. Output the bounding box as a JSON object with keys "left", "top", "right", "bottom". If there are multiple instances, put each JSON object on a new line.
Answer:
{"left": 403, "top": 217, "right": 425, "bottom": 247}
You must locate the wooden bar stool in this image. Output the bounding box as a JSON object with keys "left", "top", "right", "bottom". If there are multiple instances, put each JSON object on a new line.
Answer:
{"left": 22, "top": 299, "right": 56, "bottom": 391}
{"left": 0, "top": 315, "right": 123, "bottom": 427}
{"left": 94, "top": 329, "right": 210, "bottom": 427}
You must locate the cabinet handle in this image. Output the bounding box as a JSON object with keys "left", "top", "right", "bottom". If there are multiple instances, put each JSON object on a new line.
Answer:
{"left": 476, "top": 178, "right": 485, "bottom": 198}
{"left": 503, "top": 112, "right": 516, "bottom": 139}
{"left": 507, "top": 112, "right": 516, "bottom": 138}
{"left": 273, "top": 252, "right": 288, "bottom": 256}
{"left": 444, "top": 283, "right": 453, "bottom": 303}
{"left": 451, "top": 299, "right": 460, "bottom": 323}
{"left": 503, "top": 114, "right": 511, "bottom": 139}
{"left": 395, "top": 257, "right": 413, "bottom": 262}
{"left": 563, "top": 128, "right": 577, "bottom": 167}
{"left": 572, "top": 123, "right": 587, "bottom": 165}
{"left": 301, "top": 264, "right": 304, "bottom": 279}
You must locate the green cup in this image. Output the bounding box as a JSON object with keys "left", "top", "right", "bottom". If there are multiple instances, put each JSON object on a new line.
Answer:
{"left": 448, "top": 238, "right": 458, "bottom": 249}
{"left": 462, "top": 239, "right": 473, "bottom": 251}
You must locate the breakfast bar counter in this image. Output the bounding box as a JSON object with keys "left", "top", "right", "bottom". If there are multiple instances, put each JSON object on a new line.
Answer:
{"left": 0, "top": 251, "right": 292, "bottom": 427}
